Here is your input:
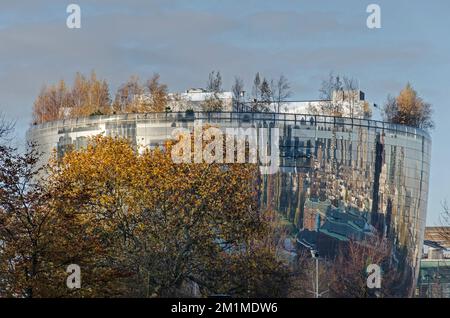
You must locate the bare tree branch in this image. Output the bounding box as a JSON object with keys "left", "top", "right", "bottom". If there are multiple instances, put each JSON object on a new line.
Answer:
{"left": 0, "top": 112, "right": 14, "bottom": 142}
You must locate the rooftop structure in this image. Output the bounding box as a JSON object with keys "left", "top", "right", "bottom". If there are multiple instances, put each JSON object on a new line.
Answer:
{"left": 136, "top": 88, "right": 370, "bottom": 118}
{"left": 424, "top": 227, "right": 450, "bottom": 249}
{"left": 136, "top": 88, "right": 234, "bottom": 112}
{"left": 416, "top": 227, "right": 450, "bottom": 297}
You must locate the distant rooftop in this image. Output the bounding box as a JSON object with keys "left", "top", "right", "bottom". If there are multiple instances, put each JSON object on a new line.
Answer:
{"left": 425, "top": 227, "right": 450, "bottom": 249}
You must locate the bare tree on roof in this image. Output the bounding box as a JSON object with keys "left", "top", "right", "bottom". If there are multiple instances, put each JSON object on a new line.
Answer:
{"left": 270, "top": 75, "right": 292, "bottom": 113}
{"left": 231, "top": 76, "right": 245, "bottom": 112}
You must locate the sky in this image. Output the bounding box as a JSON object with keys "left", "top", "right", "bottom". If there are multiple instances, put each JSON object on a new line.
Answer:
{"left": 0, "top": 0, "right": 449, "bottom": 225}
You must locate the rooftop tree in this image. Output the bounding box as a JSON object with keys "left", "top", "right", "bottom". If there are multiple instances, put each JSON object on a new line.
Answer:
{"left": 270, "top": 75, "right": 292, "bottom": 113}
{"left": 32, "top": 71, "right": 111, "bottom": 124}
{"left": 308, "top": 72, "right": 369, "bottom": 118}
{"left": 231, "top": 76, "right": 245, "bottom": 111}
{"left": 382, "top": 83, "right": 434, "bottom": 130}
{"left": 202, "top": 71, "right": 224, "bottom": 111}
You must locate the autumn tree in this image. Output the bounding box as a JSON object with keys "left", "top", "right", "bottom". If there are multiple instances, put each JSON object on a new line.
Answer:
{"left": 201, "top": 96, "right": 224, "bottom": 112}
{"left": 0, "top": 139, "right": 68, "bottom": 297}
{"left": 0, "top": 123, "right": 99, "bottom": 297}
{"left": 2, "top": 129, "right": 137, "bottom": 297}
{"left": 200, "top": 209, "right": 291, "bottom": 297}
{"left": 46, "top": 133, "right": 290, "bottom": 297}
{"left": 144, "top": 74, "right": 168, "bottom": 112}
{"left": 202, "top": 71, "right": 224, "bottom": 112}
{"left": 129, "top": 134, "right": 280, "bottom": 296}
{"left": 48, "top": 136, "right": 143, "bottom": 297}
{"left": 382, "top": 83, "right": 434, "bottom": 130}
{"left": 362, "top": 100, "right": 373, "bottom": 119}
{"left": 33, "top": 80, "right": 72, "bottom": 124}
{"left": 32, "top": 72, "right": 112, "bottom": 124}
{"left": 70, "top": 71, "right": 111, "bottom": 117}
{"left": 113, "top": 75, "right": 144, "bottom": 113}
{"left": 113, "top": 74, "right": 169, "bottom": 113}
{"left": 170, "top": 93, "right": 191, "bottom": 112}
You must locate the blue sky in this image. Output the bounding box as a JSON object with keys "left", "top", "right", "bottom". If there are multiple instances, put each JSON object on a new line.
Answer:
{"left": 0, "top": 0, "right": 449, "bottom": 224}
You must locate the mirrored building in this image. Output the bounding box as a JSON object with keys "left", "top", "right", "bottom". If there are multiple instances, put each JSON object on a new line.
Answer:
{"left": 27, "top": 111, "right": 431, "bottom": 296}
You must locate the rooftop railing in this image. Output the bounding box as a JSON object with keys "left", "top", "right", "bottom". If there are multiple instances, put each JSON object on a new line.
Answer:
{"left": 28, "top": 111, "right": 431, "bottom": 140}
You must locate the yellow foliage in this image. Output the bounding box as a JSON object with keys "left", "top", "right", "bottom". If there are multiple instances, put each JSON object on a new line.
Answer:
{"left": 43, "top": 134, "right": 288, "bottom": 297}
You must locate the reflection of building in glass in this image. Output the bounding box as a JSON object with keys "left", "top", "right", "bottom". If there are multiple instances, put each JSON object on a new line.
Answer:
{"left": 136, "top": 88, "right": 368, "bottom": 117}
{"left": 422, "top": 227, "right": 450, "bottom": 250}
{"left": 302, "top": 199, "right": 329, "bottom": 231}
{"left": 416, "top": 227, "right": 450, "bottom": 298}
{"left": 417, "top": 259, "right": 450, "bottom": 298}
{"left": 135, "top": 88, "right": 234, "bottom": 112}
{"left": 301, "top": 199, "right": 375, "bottom": 241}
{"left": 27, "top": 111, "right": 431, "bottom": 297}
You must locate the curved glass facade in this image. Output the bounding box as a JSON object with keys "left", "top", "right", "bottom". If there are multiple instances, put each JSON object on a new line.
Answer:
{"left": 27, "top": 112, "right": 431, "bottom": 296}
